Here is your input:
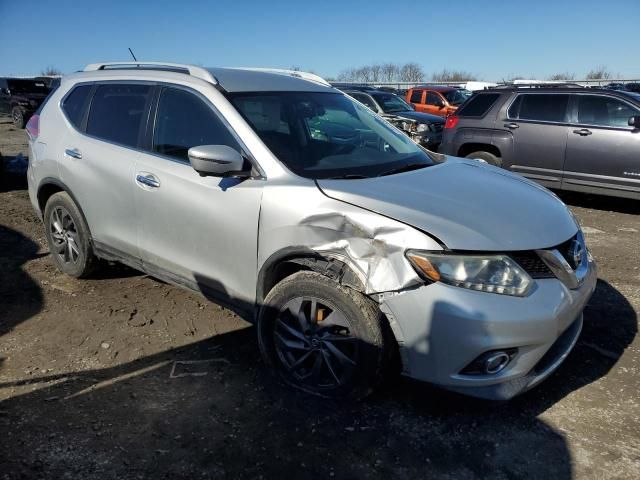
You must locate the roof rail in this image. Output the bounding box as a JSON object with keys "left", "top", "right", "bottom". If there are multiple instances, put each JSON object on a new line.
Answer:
{"left": 492, "top": 82, "right": 585, "bottom": 89}
{"left": 233, "top": 68, "right": 331, "bottom": 87}
{"left": 83, "top": 62, "right": 218, "bottom": 85}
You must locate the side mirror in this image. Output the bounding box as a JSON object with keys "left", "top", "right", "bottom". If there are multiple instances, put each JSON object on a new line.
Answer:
{"left": 188, "top": 145, "right": 246, "bottom": 177}
{"left": 628, "top": 116, "right": 640, "bottom": 128}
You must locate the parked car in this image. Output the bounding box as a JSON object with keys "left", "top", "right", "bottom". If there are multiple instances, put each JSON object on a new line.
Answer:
{"left": 0, "top": 77, "right": 53, "bottom": 128}
{"left": 439, "top": 85, "right": 640, "bottom": 199}
{"left": 344, "top": 88, "right": 444, "bottom": 149}
{"left": 27, "top": 62, "right": 596, "bottom": 400}
{"left": 406, "top": 85, "right": 472, "bottom": 117}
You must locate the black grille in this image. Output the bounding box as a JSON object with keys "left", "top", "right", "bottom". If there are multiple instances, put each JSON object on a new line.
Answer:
{"left": 510, "top": 251, "right": 554, "bottom": 279}
{"left": 555, "top": 235, "right": 577, "bottom": 266}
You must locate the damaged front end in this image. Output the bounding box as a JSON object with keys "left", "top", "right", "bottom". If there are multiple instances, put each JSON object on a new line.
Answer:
{"left": 383, "top": 115, "right": 440, "bottom": 148}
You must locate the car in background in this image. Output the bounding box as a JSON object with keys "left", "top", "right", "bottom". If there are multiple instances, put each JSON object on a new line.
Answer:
{"left": 0, "top": 77, "right": 53, "bottom": 128}
{"left": 406, "top": 85, "right": 472, "bottom": 117}
{"left": 439, "top": 84, "right": 640, "bottom": 199}
{"left": 344, "top": 88, "right": 444, "bottom": 149}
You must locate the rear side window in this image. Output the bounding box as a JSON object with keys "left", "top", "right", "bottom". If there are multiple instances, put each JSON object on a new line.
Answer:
{"left": 87, "top": 84, "right": 151, "bottom": 148}
{"left": 576, "top": 95, "right": 639, "bottom": 128}
{"left": 410, "top": 90, "right": 423, "bottom": 103}
{"left": 508, "top": 94, "right": 570, "bottom": 122}
{"left": 62, "top": 85, "right": 92, "bottom": 129}
{"left": 457, "top": 93, "right": 500, "bottom": 117}
{"left": 153, "top": 87, "right": 240, "bottom": 162}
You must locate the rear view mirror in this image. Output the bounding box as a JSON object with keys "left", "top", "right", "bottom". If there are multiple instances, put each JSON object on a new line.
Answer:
{"left": 629, "top": 116, "right": 640, "bottom": 128}
{"left": 188, "top": 145, "right": 246, "bottom": 177}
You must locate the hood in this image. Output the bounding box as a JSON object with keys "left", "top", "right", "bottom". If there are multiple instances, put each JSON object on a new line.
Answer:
{"left": 383, "top": 110, "right": 444, "bottom": 124}
{"left": 317, "top": 159, "right": 578, "bottom": 251}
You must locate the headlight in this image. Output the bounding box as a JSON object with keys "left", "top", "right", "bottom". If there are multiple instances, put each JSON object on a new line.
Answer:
{"left": 406, "top": 251, "right": 534, "bottom": 296}
{"left": 416, "top": 124, "right": 429, "bottom": 132}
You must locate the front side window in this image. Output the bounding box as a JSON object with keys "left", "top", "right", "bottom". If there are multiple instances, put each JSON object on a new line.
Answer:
{"left": 230, "top": 92, "right": 434, "bottom": 179}
{"left": 410, "top": 90, "right": 423, "bottom": 103}
{"left": 62, "top": 85, "right": 92, "bottom": 129}
{"left": 508, "top": 94, "right": 570, "bottom": 123}
{"left": 576, "top": 95, "right": 639, "bottom": 128}
{"left": 426, "top": 92, "right": 444, "bottom": 106}
{"left": 87, "top": 84, "right": 151, "bottom": 148}
{"left": 153, "top": 87, "right": 239, "bottom": 161}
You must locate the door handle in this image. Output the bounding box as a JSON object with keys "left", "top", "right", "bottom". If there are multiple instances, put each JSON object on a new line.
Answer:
{"left": 64, "top": 148, "right": 82, "bottom": 159}
{"left": 504, "top": 122, "right": 520, "bottom": 129}
{"left": 573, "top": 129, "right": 592, "bottom": 136}
{"left": 136, "top": 173, "right": 160, "bottom": 188}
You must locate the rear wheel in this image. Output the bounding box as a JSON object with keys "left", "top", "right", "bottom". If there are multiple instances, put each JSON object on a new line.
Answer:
{"left": 258, "top": 271, "right": 391, "bottom": 400}
{"left": 465, "top": 150, "right": 502, "bottom": 167}
{"left": 11, "top": 107, "right": 25, "bottom": 129}
{"left": 43, "top": 192, "right": 98, "bottom": 278}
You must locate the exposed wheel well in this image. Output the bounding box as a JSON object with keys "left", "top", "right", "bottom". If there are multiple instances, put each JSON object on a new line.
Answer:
{"left": 37, "top": 183, "right": 64, "bottom": 215}
{"left": 258, "top": 253, "right": 365, "bottom": 304}
{"left": 457, "top": 143, "right": 501, "bottom": 158}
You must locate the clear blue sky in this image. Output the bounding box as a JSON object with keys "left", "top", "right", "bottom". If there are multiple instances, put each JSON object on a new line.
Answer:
{"left": 1, "top": 0, "right": 638, "bottom": 80}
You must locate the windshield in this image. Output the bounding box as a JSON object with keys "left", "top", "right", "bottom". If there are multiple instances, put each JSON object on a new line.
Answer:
{"left": 6, "top": 79, "right": 50, "bottom": 95}
{"left": 230, "top": 92, "right": 433, "bottom": 179}
{"left": 371, "top": 92, "right": 413, "bottom": 113}
{"left": 444, "top": 89, "right": 472, "bottom": 106}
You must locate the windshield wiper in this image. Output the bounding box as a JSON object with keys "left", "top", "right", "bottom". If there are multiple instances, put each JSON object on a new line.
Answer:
{"left": 378, "top": 163, "right": 429, "bottom": 177}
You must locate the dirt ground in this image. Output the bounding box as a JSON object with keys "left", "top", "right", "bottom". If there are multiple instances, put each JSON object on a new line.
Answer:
{"left": 1, "top": 117, "right": 639, "bottom": 480}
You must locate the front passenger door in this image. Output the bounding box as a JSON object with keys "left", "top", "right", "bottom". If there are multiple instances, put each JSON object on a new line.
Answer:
{"left": 563, "top": 94, "right": 640, "bottom": 196}
{"left": 134, "top": 86, "right": 263, "bottom": 307}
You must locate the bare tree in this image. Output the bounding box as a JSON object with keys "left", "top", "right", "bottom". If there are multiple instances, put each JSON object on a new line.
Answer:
{"left": 370, "top": 64, "right": 383, "bottom": 82}
{"left": 548, "top": 72, "right": 575, "bottom": 81}
{"left": 40, "top": 66, "right": 62, "bottom": 76}
{"left": 381, "top": 63, "right": 400, "bottom": 82}
{"left": 586, "top": 66, "right": 612, "bottom": 80}
{"left": 431, "top": 69, "right": 477, "bottom": 82}
{"left": 399, "top": 63, "right": 425, "bottom": 83}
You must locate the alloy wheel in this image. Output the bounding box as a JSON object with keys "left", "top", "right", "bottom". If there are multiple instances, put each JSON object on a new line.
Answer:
{"left": 49, "top": 206, "right": 81, "bottom": 265}
{"left": 274, "top": 296, "right": 358, "bottom": 389}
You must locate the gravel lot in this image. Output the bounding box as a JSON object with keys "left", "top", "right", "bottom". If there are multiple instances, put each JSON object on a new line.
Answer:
{"left": 1, "top": 118, "right": 639, "bottom": 479}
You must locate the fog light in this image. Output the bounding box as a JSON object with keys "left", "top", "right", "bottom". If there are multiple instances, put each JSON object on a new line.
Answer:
{"left": 460, "top": 348, "right": 518, "bottom": 376}
{"left": 484, "top": 352, "right": 511, "bottom": 374}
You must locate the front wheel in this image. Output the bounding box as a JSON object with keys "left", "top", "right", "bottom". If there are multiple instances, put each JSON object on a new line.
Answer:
{"left": 258, "top": 271, "right": 391, "bottom": 400}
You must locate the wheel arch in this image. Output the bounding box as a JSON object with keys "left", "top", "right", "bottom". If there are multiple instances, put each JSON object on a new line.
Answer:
{"left": 37, "top": 178, "right": 93, "bottom": 240}
{"left": 457, "top": 142, "right": 502, "bottom": 158}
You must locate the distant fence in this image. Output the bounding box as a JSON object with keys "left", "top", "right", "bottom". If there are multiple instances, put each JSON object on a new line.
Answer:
{"left": 331, "top": 79, "right": 640, "bottom": 90}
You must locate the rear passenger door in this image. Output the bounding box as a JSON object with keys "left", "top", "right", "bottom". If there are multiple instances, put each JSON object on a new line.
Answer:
{"left": 59, "top": 83, "right": 152, "bottom": 260}
{"left": 563, "top": 94, "right": 640, "bottom": 196}
{"left": 134, "top": 86, "right": 263, "bottom": 307}
{"left": 502, "top": 93, "right": 571, "bottom": 189}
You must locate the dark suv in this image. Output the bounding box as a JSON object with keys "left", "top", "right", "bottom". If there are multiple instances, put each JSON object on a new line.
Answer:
{"left": 343, "top": 88, "right": 445, "bottom": 149}
{"left": 0, "top": 77, "right": 53, "bottom": 128}
{"left": 440, "top": 85, "right": 640, "bottom": 199}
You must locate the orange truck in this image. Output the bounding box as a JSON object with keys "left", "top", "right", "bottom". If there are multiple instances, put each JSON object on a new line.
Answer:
{"left": 406, "top": 85, "right": 471, "bottom": 117}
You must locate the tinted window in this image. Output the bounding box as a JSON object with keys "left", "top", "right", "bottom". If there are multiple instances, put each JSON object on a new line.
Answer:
{"left": 426, "top": 92, "right": 443, "bottom": 106}
{"left": 410, "top": 90, "right": 423, "bottom": 103}
{"left": 153, "top": 87, "right": 239, "bottom": 161}
{"left": 457, "top": 93, "right": 500, "bottom": 117}
{"left": 231, "top": 92, "right": 433, "bottom": 180}
{"left": 351, "top": 93, "right": 378, "bottom": 111}
{"left": 87, "top": 84, "right": 151, "bottom": 147}
{"left": 509, "top": 94, "right": 569, "bottom": 122}
{"left": 62, "top": 85, "right": 92, "bottom": 129}
{"left": 443, "top": 89, "right": 472, "bottom": 106}
{"left": 371, "top": 93, "right": 413, "bottom": 113}
{"left": 576, "top": 95, "right": 639, "bottom": 128}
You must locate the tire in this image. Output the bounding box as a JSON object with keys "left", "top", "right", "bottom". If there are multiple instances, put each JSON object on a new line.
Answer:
{"left": 465, "top": 150, "right": 502, "bottom": 167}
{"left": 258, "top": 271, "right": 391, "bottom": 400}
{"left": 11, "top": 106, "right": 25, "bottom": 129}
{"left": 43, "top": 191, "right": 98, "bottom": 278}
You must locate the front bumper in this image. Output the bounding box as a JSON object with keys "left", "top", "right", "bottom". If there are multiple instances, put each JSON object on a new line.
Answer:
{"left": 411, "top": 131, "right": 442, "bottom": 149}
{"left": 380, "top": 259, "right": 597, "bottom": 400}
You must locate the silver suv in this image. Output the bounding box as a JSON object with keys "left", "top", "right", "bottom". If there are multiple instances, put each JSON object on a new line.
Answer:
{"left": 27, "top": 62, "right": 596, "bottom": 400}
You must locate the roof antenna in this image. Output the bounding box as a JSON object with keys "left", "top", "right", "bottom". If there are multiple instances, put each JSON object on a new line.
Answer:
{"left": 128, "top": 48, "right": 138, "bottom": 62}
